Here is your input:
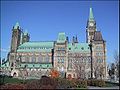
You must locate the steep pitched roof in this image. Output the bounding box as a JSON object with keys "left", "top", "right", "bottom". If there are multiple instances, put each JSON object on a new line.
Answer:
{"left": 93, "top": 31, "right": 103, "bottom": 41}
{"left": 57, "top": 32, "right": 66, "bottom": 43}
{"left": 67, "top": 43, "right": 90, "bottom": 52}
{"left": 14, "top": 22, "right": 20, "bottom": 29}
{"left": 89, "top": 7, "right": 94, "bottom": 21}
{"left": 17, "top": 41, "right": 54, "bottom": 52}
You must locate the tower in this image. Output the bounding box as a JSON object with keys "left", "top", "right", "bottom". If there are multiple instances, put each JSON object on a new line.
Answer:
{"left": 22, "top": 30, "right": 30, "bottom": 44}
{"left": 86, "top": 7, "right": 97, "bottom": 43}
{"left": 10, "top": 22, "right": 21, "bottom": 52}
{"left": 92, "top": 31, "right": 107, "bottom": 79}
{"left": 9, "top": 22, "right": 21, "bottom": 70}
{"left": 54, "top": 32, "right": 68, "bottom": 77}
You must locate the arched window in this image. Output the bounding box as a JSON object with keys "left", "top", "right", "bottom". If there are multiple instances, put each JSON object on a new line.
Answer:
{"left": 31, "top": 55, "right": 36, "bottom": 62}
{"left": 69, "top": 59, "right": 72, "bottom": 69}
{"left": 37, "top": 54, "right": 42, "bottom": 62}
{"left": 22, "top": 56, "right": 25, "bottom": 62}
{"left": 45, "top": 55, "right": 49, "bottom": 62}
{"left": 25, "top": 56, "right": 29, "bottom": 62}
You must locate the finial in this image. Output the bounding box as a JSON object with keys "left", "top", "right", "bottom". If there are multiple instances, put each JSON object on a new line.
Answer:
{"left": 14, "top": 22, "right": 20, "bottom": 29}
{"left": 89, "top": 7, "right": 94, "bottom": 21}
{"left": 24, "top": 29, "right": 28, "bottom": 35}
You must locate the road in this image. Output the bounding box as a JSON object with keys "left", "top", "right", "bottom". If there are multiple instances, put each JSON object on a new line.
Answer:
{"left": 87, "top": 86, "right": 119, "bottom": 89}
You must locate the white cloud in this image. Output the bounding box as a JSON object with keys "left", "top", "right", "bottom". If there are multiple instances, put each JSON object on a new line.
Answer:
{"left": 0, "top": 48, "right": 9, "bottom": 52}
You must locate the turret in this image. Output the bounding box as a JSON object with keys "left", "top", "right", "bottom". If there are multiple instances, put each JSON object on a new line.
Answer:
{"left": 10, "top": 22, "right": 21, "bottom": 52}
{"left": 22, "top": 30, "right": 30, "bottom": 44}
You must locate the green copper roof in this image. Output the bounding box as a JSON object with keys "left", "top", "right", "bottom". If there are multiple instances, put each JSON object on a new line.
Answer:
{"left": 0, "top": 61, "right": 9, "bottom": 68}
{"left": 14, "top": 22, "right": 20, "bottom": 29}
{"left": 57, "top": 32, "right": 66, "bottom": 43}
{"left": 17, "top": 41, "right": 54, "bottom": 52}
{"left": 89, "top": 7, "right": 94, "bottom": 21}
{"left": 67, "top": 43, "right": 90, "bottom": 52}
{"left": 19, "top": 63, "right": 52, "bottom": 69}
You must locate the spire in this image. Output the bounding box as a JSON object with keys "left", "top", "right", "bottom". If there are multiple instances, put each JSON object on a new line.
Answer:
{"left": 72, "top": 36, "right": 75, "bottom": 43}
{"left": 66, "top": 36, "right": 69, "bottom": 43}
{"left": 89, "top": 7, "right": 94, "bottom": 21}
{"left": 14, "top": 22, "right": 20, "bottom": 29}
{"left": 75, "top": 35, "right": 78, "bottom": 43}
{"left": 24, "top": 29, "right": 28, "bottom": 35}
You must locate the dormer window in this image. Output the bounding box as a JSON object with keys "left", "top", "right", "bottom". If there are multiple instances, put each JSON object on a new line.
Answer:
{"left": 81, "top": 47, "right": 84, "bottom": 50}
{"left": 69, "top": 48, "right": 71, "bottom": 50}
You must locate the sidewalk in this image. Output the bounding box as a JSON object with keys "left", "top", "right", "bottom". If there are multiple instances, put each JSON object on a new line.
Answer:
{"left": 87, "top": 86, "right": 119, "bottom": 89}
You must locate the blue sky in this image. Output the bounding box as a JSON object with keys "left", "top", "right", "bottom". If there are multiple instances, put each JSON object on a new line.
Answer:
{"left": 1, "top": 1, "right": 119, "bottom": 64}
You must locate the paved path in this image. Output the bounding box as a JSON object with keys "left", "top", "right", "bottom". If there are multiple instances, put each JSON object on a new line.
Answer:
{"left": 87, "top": 86, "right": 119, "bottom": 89}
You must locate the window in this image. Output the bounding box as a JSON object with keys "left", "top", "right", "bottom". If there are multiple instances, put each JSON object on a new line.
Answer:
{"left": 97, "top": 59, "right": 103, "bottom": 63}
{"left": 38, "top": 56, "right": 41, "bottom": 62}
{"left": 22, "top": 56, "right": 25, "bottom": 62}
{"left": 45, "top": 55, "right": 49, "bottom": 62}
{"left": 100, "top": 53, "right": 103, "bottom": 56}
{"left": 89, "top": 32, "right": 94, "bottom": 35}
{"left": 25, "top": 56, "right": 29, "bottom": 62}
{"left": 31, "top": 56, "right": 36, "bottom": 62}
{"left": 81, "top": 47, "right": 84, "bottom": 50}
{"left": 75, "top": 47, "right": 78, "bottom": 49}
{"left": 68, "top": 59, "right": 72, "bottom": 69}
{"left": 61, "top": 59, "right": 64, "bottom": 63}
{"left": 58, "top": 59, "right": 60, "bottom": 63}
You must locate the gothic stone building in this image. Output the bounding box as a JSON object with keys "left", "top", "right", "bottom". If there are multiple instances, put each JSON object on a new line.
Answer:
{"left": 1, "top": 7, "right": 107, "bottom": 79}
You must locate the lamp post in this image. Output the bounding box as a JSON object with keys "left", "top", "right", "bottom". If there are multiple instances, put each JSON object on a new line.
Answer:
{"left": 89, "top": 41, "right": 93, "bottom": 79}
{"left": 61, "top": 66, "right": 64, "bottom": 78}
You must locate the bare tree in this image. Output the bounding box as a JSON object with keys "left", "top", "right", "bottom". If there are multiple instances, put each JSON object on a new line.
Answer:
{"left": 114, "top": 50, "right": 119, "bottom": 78}
{"left": 73, "top": 59, "right": 85, "bottom": 79}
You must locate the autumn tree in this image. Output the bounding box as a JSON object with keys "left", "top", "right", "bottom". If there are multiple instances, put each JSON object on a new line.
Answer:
{"left": 50, "top": 69, "right": 59, "bottom": 78}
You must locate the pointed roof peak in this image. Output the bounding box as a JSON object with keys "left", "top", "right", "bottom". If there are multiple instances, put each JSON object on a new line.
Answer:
{"left": 14, "top": 22, "right": 20, "bottom": 29}
{"left": 89, "top": 7, "right": 94, "bottom": 21}
{"left": 24, "top": 29, "right": 28, "bottom": 35}
{"left": 57, "top": 32, "right": 66, "bottom": 43}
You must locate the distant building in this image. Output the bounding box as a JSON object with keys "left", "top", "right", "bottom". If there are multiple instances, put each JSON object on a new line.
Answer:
{"left": 1, "top": 7, "right": 107, "bottom": 79}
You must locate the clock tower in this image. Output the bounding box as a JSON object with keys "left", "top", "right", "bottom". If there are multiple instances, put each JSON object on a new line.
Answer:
{"left": 86, "top": 7, "right": 97, "bottom": 43}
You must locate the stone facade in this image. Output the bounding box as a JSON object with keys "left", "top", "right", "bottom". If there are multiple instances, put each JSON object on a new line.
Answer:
{"left": 1, "top": 7, "right": 107, "bottom": 79}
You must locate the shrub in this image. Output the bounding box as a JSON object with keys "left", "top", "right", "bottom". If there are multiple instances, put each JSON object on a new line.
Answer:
{"left": 98, "top": 80, "right": 106, "bottom": 87}
{"left": 25, "top": 76, "right": 57, "bottom": 89}
{"left": 87, "top": 80, "right": 91, "bottom": 86}
{"left": 77, "top": 80, "right": 87, "bottom": 88}
{"left": 55, "top": 78, "right": 70, "bottom": 89}
{"left": 87, "top": 79, "right": 106, "bottom": 87}
{"left": 25, "top": 79, "right": 40, "bottom": 89}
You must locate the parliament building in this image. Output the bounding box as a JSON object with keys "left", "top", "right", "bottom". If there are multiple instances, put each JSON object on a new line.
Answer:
{"left": 1, "top": 7, "right": 107, "bottom": 79}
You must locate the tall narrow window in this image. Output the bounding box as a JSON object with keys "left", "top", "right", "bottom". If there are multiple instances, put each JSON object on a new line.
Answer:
{"left": 22, "top": 56, "right": 25, "bottom": 62}
{"left": 31, "top": 55, "right": 36, "bottom": 62}
{"left": 25, "top": 56, "right": 29, "bottom": 62}
{"left": 38, "top": 55, "right": 42, "bottom": 63}
{"left": 45, "top": 55, "right": 49, "bottom": 62}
